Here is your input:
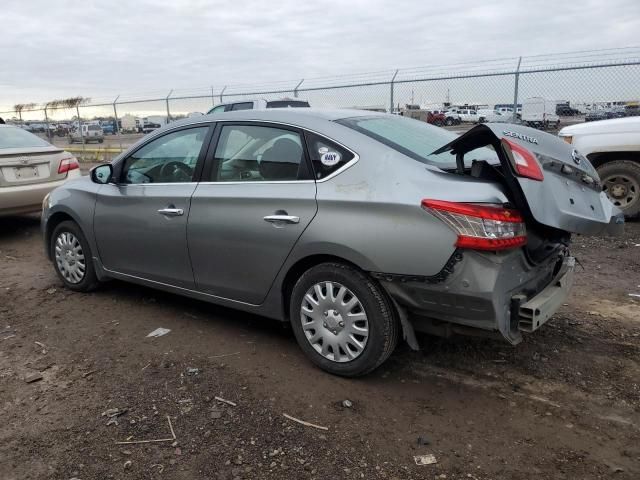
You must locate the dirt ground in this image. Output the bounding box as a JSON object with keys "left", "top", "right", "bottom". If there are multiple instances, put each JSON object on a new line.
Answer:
{"left": 1, "top": 216, "right": 638, "bottom": 480}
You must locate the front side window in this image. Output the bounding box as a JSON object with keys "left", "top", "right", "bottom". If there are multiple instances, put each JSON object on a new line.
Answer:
{"left": 122, "top": 126, "right": 208, "bottom": 184}
{"left": 209, "top": 105, "right": 226, "bottom": 114}
{"left": 212, "top": 125, "right": 305, "bottom": 182}
{"left": 304, "top": 132, "right": 355, "bottom": 180}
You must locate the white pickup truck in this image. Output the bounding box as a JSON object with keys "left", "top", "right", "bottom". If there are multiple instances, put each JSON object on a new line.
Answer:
{"left": 445, "top": 108, "right": 479, "bottom": 123}
{"left": 559, "top": 116, "right": 640, "bottom": 218}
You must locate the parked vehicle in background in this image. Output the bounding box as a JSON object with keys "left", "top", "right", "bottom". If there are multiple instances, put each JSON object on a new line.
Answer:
{"left": 0, "top": 124, "right": 80, "bottom": 215}
{"left": 55, "top": 124, "right": 71, "bottom": 137}
{"left": 100, "top": 121, "right": 117, "bottom": 135}
{"left": 400, "top": 105, "right": 446, "bottom": 126}
{"left": 68, "top": 124, "right": 104, "bottom": 144}
{"left": 585, "top": 110, "right": 617, "bottom": 122}
{"left": 521, "top": 97, "right": 560, "bottom": 129}
{"left": 445, "top": 108, "right": 479, "bottom": 123}
{"left": 119, "top": 115, "right": 138, "bottom": 133}
{"left": 559, "top": 116, "right": 640, "bottom": 218}
{"left": 207, "top": 98, "right": 310, "bottom": 114}
{"left": 625, "top": 105, "right": 640, "bottom": 117}
{"left": 42, "top": 109, "right": 621, "bottom": 376}
{"left": 142, "top": 123, "right": 162, "bottom": 134}
{"left": 556, "top": 103, "right": 581, "bottom": 116}
{"left": 477, "top": 109, "right": 508, "bottom": 123}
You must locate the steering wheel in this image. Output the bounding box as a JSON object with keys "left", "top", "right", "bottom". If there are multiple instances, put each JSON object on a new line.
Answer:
{"left": 159, "top": 161, "right": 193, "bottom": 181}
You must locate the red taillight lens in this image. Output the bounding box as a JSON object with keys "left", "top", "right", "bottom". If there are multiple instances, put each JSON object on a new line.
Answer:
{"left": 58, "top": 156, "right": 79, "bottom": 174}
{"left": 422, "top": 199, "right": 527, "bottom": 251}
{"left": 502, "top": 138, "right": 544, "bottom": 181}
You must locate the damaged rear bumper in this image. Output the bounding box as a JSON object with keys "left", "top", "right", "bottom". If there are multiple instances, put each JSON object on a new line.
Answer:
{"left": 374, "top": 248, "right": 573, "bottom": 345}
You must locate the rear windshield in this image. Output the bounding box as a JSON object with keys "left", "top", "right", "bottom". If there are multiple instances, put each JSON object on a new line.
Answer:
{"left": 267, "top": 100, "right": 310, "bottom": 108}
{"left": 88, "top": 125, "right": 102, "bottom": 131}
{"left": 336, "top": 115, "right": 497, "bottom": 167}
{"left": 0, "top": 126, "right": 50, "bottom": 149}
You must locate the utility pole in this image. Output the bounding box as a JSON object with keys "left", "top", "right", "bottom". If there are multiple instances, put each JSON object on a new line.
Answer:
{"left": 112, "top": 95, "right": 120, "bottom": 148}
{"left": 166, "top": 89, "right": 173, "bottom": 122}
{"left": 512, "top": 56, "right": 522, "bottom": 123}
{"left": 294, "top": 79, "right": 304, "bottom": 98}
{"left": 389, "top": 70, "right": 398, "bottom": 114}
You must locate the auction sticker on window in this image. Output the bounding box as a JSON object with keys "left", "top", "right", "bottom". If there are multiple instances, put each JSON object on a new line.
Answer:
{"left": 320, "top": 151, "right": 341, "bottom": 166}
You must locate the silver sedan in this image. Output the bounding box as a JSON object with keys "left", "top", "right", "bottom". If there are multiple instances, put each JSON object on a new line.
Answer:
{"left": 1, "top": 124, "right": 80, "bottom": 215}
{"left": 42, "top": 109, "right": 622, "bottom": 376}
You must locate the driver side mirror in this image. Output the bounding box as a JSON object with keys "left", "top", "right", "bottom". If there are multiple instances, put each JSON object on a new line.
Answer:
{"left": 90, "top": 163, "right": 114, "bottom": 184}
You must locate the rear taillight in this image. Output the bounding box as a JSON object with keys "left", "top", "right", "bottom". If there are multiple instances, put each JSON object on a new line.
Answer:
{"left": 58, "top": 156, "right": 79, "bottom": 174}
{"left": 422, "top": 199, "right": 527, "bottom": 251}
{"left": 502, "top": 138, "right": 544, "bottom": 181}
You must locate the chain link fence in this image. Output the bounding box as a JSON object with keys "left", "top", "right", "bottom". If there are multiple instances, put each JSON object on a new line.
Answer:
{"left": 1, "top": 47, "right": 638, "bottom": 148}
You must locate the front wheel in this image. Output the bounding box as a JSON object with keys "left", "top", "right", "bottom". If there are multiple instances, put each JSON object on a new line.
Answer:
{"left": 289, "top": 262, "right": 399, "bottom": 377}
{"left": 598, "top": 160, "right": 640, "bottom": 218}
{"left": 50, "top": 221, "right": 100, "bottom": 292}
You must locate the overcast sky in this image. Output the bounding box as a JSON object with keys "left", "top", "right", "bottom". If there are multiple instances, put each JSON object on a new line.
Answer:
{"left": 1, "top": 0, "right": 638, "bottom": 110}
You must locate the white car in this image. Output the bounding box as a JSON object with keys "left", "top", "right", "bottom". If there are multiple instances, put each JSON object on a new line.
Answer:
{"left": 559, "top": 116, "right": 640, "bottom": 218}
{"left": 445, "top": 108, "right": 479, "bottom": 123}
{"left": 477, "top": 109, "right": 508, "bottom": 123}
{"left": 208, "top": 98, "right": 310, "bottom": 114}
{"left": 0, "top": 124, "right": 81, "bottom": 215}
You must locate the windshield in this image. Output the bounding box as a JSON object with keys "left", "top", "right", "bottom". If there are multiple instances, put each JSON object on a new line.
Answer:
{"left": 336, "top": 115, "right": 497, "bottom": 167}
{"left": 0, "top": 126, "right": 51, "bottom": 149}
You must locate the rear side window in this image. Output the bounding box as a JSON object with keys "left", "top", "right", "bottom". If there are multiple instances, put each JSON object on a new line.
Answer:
{"left": 304, "top": 132, "right": 355, "bottom": 180}
{"left": 267, "top": 100, "right": 310, "bottom": 108}
{"left": 230, "top": 102, "right": 253, "bottom": 111}
{"left": 212, "top": 124, "right": 307, "bottom": 182}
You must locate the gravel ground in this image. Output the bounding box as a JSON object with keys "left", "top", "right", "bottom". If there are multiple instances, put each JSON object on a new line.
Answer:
{"left": 0, "top": 216, "right": 638, "bottom": 480}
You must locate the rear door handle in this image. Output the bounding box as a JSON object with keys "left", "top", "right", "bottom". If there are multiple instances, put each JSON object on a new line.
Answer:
{"left": 158, "top": 208, "right": 184, "bottom": 217}
{"left": 263, "top": 215, "right": 300, "bottom": 224}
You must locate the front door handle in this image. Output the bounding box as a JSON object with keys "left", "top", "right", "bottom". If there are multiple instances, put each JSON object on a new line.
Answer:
{"left": 263, "top": 214, "right": 300, "bottom": 224}
{"left": 158, "top": 207, "right": 184, "bottom": 217}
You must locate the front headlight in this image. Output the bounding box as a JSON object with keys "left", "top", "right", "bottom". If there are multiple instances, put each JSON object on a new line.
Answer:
{"left": 560, "top": 135, "right": 573, "bottom": 144}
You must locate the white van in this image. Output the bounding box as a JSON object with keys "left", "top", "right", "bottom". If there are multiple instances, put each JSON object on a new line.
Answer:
{"left": 68, "top": 124, "right": 104, "bottom": 144}
{"left": 521, "top": 98, "right": 560, "bottom": 129}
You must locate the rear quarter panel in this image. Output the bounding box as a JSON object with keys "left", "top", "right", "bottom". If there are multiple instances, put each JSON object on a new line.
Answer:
{"left": 291, "top": 142, "right": 511, "bottom": 277}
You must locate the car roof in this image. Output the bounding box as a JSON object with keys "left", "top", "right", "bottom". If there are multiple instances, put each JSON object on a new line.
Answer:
{"left": 173, "top": 108, "right": 387, "bottom": 129}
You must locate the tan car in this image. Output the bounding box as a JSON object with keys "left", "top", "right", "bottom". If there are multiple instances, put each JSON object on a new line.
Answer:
{"left": 0, "top": 124, "right": 81, "bottom": 215}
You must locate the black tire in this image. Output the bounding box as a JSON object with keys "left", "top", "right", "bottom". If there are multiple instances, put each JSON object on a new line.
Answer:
{"left": 98, "top": 138, "right": 104, "bottom": 143}
{"left": 50, "top": 221, "right": 100, "bottom": 292}
{"left": 597, "top": 160, "right": 640, "bottom": 218}
{"left": 445, "top": 117, "right": 454, "bottom": 126}
{"left": 289, "top": 262, "right": 399, "bottom": 377}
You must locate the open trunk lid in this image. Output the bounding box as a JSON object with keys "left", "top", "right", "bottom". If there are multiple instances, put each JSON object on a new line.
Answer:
{"left": 432, "top": 123, "right": 624, "bottom": 236}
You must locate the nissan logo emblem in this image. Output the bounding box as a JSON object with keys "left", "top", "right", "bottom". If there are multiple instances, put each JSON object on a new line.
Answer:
{"left": 571, "top": 149, "right": 582, "bottom": 165}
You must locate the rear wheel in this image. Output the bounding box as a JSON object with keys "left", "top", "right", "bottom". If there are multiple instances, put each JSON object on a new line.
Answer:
{"left": 289, "top": 262, "right": 399, "bottom": 377}
{"left": 50, "top": 221, "right": 100, "bottom": 292}
{"left": 598, "top": 160, "right": 640, "bottom": 218}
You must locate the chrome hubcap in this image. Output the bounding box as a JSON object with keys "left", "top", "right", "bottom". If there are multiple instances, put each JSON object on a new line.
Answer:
{"left": 301, "top": 281, "right": 369, "bottom": 363}
{"left": 54, "top": 232, "right": 85, "bottom": 284}
{"left": 603, "top": 174, "right": 638, "bottom": 208}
